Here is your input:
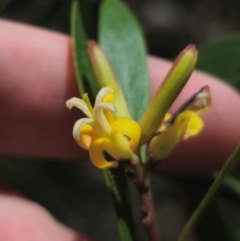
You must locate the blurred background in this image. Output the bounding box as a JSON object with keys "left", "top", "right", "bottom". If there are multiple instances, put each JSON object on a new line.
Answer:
{"left": 2, "top": 0, "right": 240, "bottom": 58}
{"left": 1, "top": 1, "right": 240, "bottom": 241}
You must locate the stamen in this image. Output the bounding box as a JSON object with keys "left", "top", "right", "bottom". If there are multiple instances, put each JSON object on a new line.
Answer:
{"left": 83, "top": 93, "right": 94, "bottom": 117}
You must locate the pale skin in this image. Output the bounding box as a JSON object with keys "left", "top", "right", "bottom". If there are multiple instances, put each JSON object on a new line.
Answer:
{"left": 0, "top": 19, "right": 240, "bottom": 240}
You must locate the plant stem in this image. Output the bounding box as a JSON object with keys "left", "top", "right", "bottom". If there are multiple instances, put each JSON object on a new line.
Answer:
{"left": 139, "top": 178, "right": 160, "bottom": 241}
{"left": 130, "top": 156, "right": 160, "bottom": 241}
{"left": 178, "top": 144, "right": 240, "bottom": 241}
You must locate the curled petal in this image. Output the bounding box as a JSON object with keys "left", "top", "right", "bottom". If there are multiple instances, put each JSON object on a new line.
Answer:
{"left": 111, "top": 133, "right": 133, "bottom": 159}
{"left": 149, "top": 110, "right": 203, "bottom": 160}
{"left": 78, "top": 124, "right": 99, "bottom": 149}
{"left": 94, "top": 87, "right": 113, "bottom": 106}
{"left": 182, "top": 111, "right": 204, "bottom": 139}
{"left": 94, "top": 103, "right": 116, "bottom": 134}
{"left": 103, "top": 86, "right": 114, "bottom": 102}
{"left": 66, "top": 97, "right": 93, "bottom": 118}
{"left": 94, "top": 103, "right": 116, "bottom": 113}
{"left": 111, "top": 118, "right": 141, "bottom": 151}
{"left": 104, "top": 109, "right": 115, "bottom": 126}
{"left": 72, "top": 118, "right": 94, "bottom": 142}
{"left": 89, "top": 138, "right": 118, "bottom": 168}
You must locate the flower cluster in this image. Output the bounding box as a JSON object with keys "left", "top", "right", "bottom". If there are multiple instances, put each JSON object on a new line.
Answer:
{"left": 66, "top": 42, "right": 211, "bottom": 169}
{"left": 149, "top": 86, "right": 210, "bottom": 160}
{"left": 66, "top": 87, "right": 141, "bottom": 168}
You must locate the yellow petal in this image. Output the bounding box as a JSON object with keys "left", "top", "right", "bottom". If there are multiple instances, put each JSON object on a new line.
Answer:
{"left": 89, "top": 138, "right": 118, "bottom": 168}
{"left": 104, "top": 109, "right": 115, "bottom": 126}
{"left": 103, "top": 85, "right": 114, "bottom": 102}
{"left": 103, "top": 86, "right": 115, "bottom": 126}
{"left": 111, "top": 133, "right": 133, "bottom": 159}
{"left": 79, "top": 124, "right": 98, "bottom": 149}
{"left": 72, "top": 118, "right": 94, "bottom": 146}
{"left": 94, "top": 102, "right": 115, "bottom": 134}
{"left": 182, "top": 111, "right": 204, "bottom": 139}
{"left": 111, "top": 118, "right": 141, "bottom": 151}
{"left": 149, "top": 110, "right": 203, "bottom": 160}
{"left": 95, "top": 87, "right": 113, "bottom": 106}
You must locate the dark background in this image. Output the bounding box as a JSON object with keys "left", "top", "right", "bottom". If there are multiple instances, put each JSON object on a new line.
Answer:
{"left": 3, "top": 0, "right": 240, "bottom": 58}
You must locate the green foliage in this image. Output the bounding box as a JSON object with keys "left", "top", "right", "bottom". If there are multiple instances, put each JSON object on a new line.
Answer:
{"left": 99, "top": 0, "right": 149, "bottom": 121}
{"left": 103, "top": 166, "right": 137, "bottom": 241}
{"left": 197, "top": 34, "right": 240, "bottom": 86}
{"left": 196, "top": 34, "right": 240, "bottom": 241}
{"left": 179, "top": 144, "right": 240, "bottom": 241}
{"left": 71, "top": 0, "right": 99, "bottom": 96}
{"left": 225, "top": 176, "right": 240, "bottom": 197}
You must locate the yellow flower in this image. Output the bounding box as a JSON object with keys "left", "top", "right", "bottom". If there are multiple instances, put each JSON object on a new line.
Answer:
{"left": 149, "top": 86, "right": 210, "bottom": 160}
{"left": 66, "top": 87, "right": 141, "bottom": 169}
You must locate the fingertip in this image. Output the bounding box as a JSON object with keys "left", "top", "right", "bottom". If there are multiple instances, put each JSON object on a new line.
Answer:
{"left": 0, "top": 185, "right": 95, "bottom": 241}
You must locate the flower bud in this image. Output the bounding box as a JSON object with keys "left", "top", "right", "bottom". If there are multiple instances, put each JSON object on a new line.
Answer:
{"left": 88, "top": 41, "right": 130, "bottom": 119}
{"left": 140, "top": 45, "right": 198, "bottom": 142}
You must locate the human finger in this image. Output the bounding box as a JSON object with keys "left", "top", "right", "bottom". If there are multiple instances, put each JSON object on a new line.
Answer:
{"left": 0, "top": 185, "right": 95, "bottom": 241}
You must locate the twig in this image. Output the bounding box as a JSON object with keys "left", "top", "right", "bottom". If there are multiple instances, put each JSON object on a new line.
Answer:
{"left": 128, "top": 156, "right": 160, "bottom": 241}
{"left": 140, "top": 179, "right": 160, "bottom": 241}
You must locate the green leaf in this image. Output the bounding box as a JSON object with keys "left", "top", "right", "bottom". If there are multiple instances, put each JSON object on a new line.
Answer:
{"left": 179, "top": 144, "right": 240, "bottom": 241}
{"left": 99, "top": 0, "right": 149, "bottom": 121}
{"left": 103, "top": 165, "right": 136, "bottom": 241}
{"left": 185, "top": 181, "right": 239, "bottom": 241}
{"left": 224, "top": 176, "right": 240, "bottom": 197}
{"left": 195, "top": 201, "right": 238, "bottom": 241}
{"left": 219, "top": 207, "right": 240, "bottom": 241}
{"left": 71, "top": 0, "right": 99, "bottom": 96}
{"left": 197, "top": 34, "right": 240, "bottom": 85}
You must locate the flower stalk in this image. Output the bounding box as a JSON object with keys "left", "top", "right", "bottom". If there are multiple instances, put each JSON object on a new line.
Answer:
{"left": 127, "top": 156, "right": 160, "bottom": 241}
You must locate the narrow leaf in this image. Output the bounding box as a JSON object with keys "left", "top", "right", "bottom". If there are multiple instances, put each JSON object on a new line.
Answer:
{"left": 99, "top": 0, "right": 149, "bottom": 121}
{"left": 179, "top": 144, "right": 240, "bottom": 241}
{"left": 224, "top": 176, "right": 240, "bottom": 197}
{"left": 103, "top": 165, "right": 136, "bottom": 241}
{"left": 197, "top": 34, "right": 240, "bottom": 85}
{"left": 71, "top": 0, "right": 98, "bottom": 95}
